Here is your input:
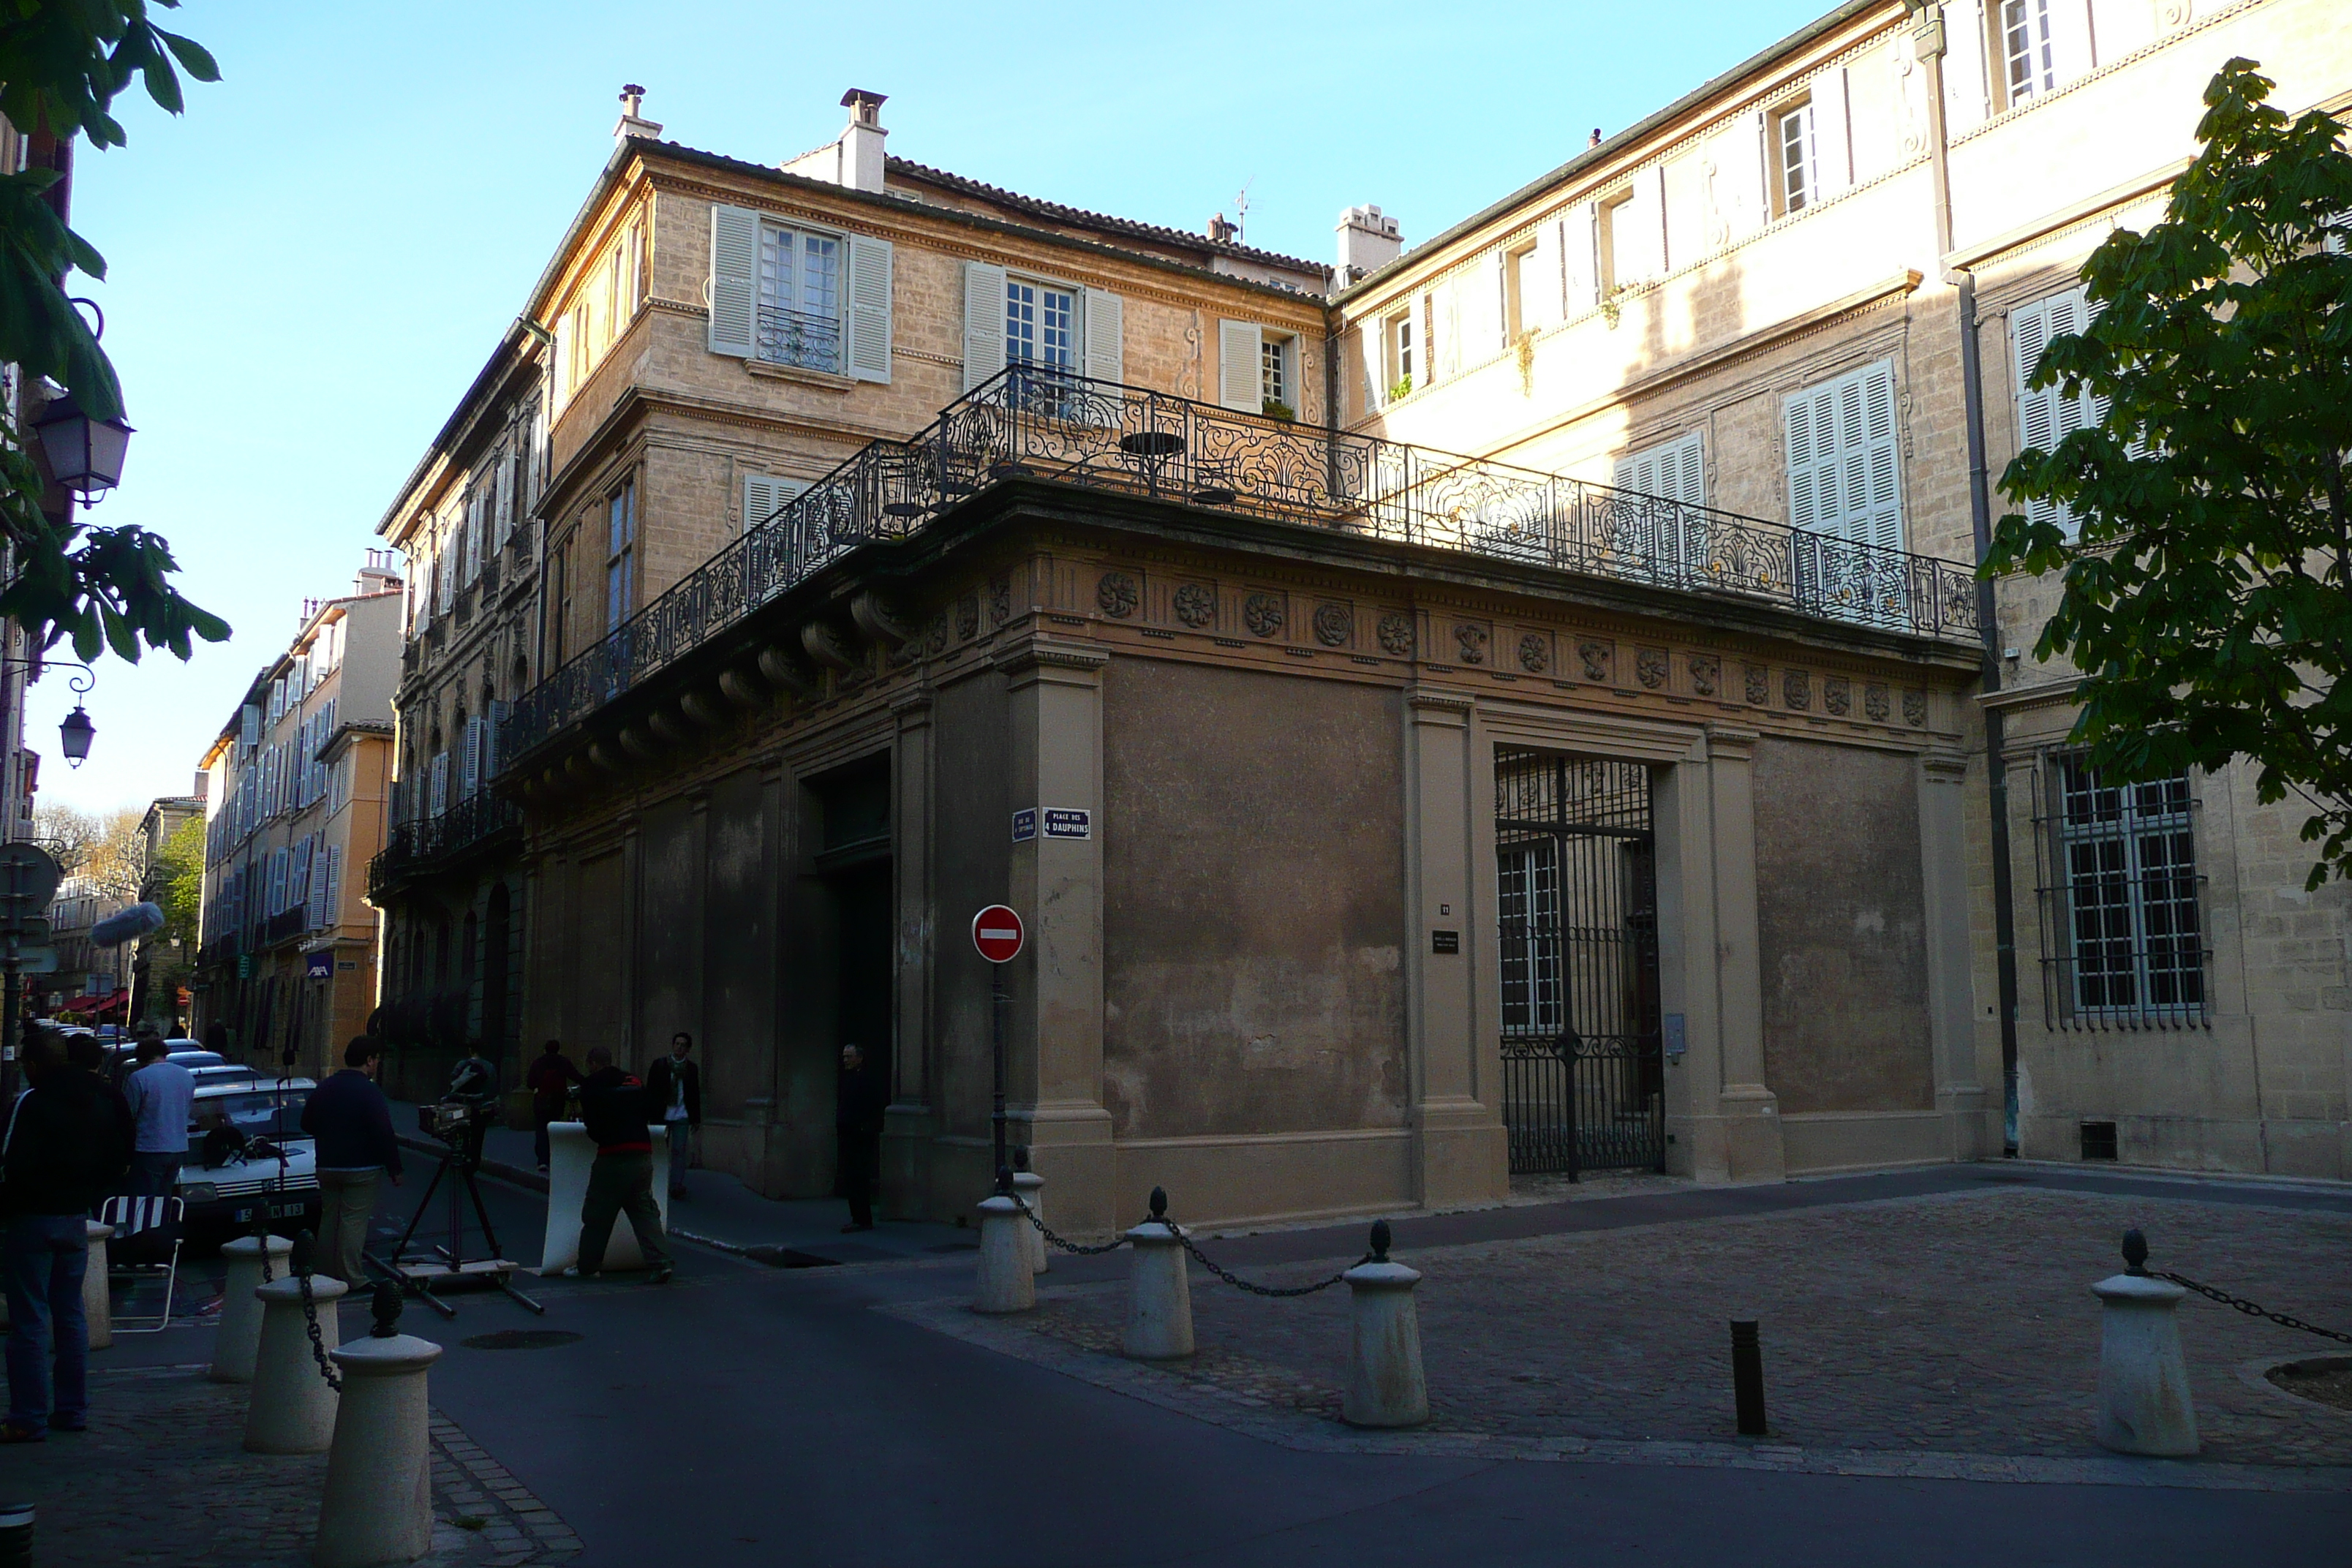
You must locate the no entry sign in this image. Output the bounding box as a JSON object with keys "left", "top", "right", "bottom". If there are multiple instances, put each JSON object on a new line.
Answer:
{"left": 971, "top": 905, "right": 1025, "bottom": 964}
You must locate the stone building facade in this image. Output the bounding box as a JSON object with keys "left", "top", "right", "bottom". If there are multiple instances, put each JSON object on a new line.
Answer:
{"left": 194, "top": 557, "right": 402, "bottom": 1078}
{"left": 1330, "top": 0, "right": 2351, "bottom": 1178}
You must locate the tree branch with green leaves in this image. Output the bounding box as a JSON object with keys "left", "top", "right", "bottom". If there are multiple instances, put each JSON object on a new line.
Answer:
{"left": 0, "top": 0, "right": 227, "bottom": 663}
{"left": 1984, "top": 58, "right": 2352, "bottom": 890}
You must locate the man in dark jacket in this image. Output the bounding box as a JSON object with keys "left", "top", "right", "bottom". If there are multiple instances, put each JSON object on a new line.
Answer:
{"left": 834, "top": 1044, "right": 886, "bottom": 1234}
{"left": 641, "top": 1033, "right": 701, "bottom": 1201}
{"left": 576, "top": 1047, "right": 671, "bottom": 1282}
{"left": 524, "top": 1039, "right": 583, "bottom": 1173}
{"left": 299, "top": 1039, "right": 404, "bottom": 1286}
{"left": 2, "top": 1029, "right": 132, "bottom": 1441}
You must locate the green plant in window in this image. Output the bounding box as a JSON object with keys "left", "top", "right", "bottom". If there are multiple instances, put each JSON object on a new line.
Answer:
{"left": 1260, "top": 399, "right": 1295, "bottom": 423}
{"left": 1386, "top": 375, "right": 1413, "bottom": 403}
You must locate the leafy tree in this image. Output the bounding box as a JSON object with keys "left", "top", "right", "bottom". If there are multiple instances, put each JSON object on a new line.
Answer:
{"left": 0, "top": 1, "right": 227, "bottom": 662}
{"left": 1985, "top": 59, "right": 2352, "bottom": 889}
{"left": 153, "top": 807, "right": 200, "bottom": 939}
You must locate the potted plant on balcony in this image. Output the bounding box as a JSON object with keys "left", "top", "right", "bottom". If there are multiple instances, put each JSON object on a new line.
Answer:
{"left": 1261, "top": 398, "right": 1296, "bottom": 423}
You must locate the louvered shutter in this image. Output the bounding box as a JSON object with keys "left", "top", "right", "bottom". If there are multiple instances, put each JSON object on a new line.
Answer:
{"left": 461, "top": 719, "right": 482, "bottom": 799}
{"left": 845, "top": 234, "right": 893, "bottom": 384}
{"left": 1564, "top": 205, "right": 1597, "bottom": 315}
{"left": 742, "top": 472, "right": 805, "bottom": 534}
{"left": 486, "top": 699, "right": 508, "bottom": 782}
{"left": 1784, "top": 378, "right": 1835, "bottom": 533}
{"left": 1356, "top": 323, "right": 1383, "bottom": 416}
{"left": 1812, "top": 69, "right": 1854, "bottom": 199}
{"left": 2011, "top": 288, "right": 2100, "bottom": 538}
{"left": 707, "top": 204, "right": 760, "bottom": 358}
{"left": 1526, "top": 222, "right": 1561, "bottom": 333}
{"left": 494, "top": 452, "right": 514, "bottom": 547}
{"left": 429, "top": 753, "right": 449, "bottom": 818}
{"left": 1218, "top": 319, "right": 1262, "bottom": 411}
{"left": 962, "top": 262, "right": 1008, "bottom": 391}
{"left": 323, "top": 847, "right": 340, "bottom": 929}
{"left": 1786, "top": 360, "right": 1904, "bottom": 552}
{"left": 1433, "top": 279, "right": 1462, "bottom": 381}
{"left": 1082, "top": 289, "right": 1123, "bottom": 386}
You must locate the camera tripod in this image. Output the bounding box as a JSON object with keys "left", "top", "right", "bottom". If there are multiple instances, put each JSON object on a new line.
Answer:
{"left": 364, "top": 1105, "right": 543, "bottom": 1318}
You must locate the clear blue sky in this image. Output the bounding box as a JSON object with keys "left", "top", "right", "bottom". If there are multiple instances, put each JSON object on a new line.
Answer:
{"left": 35, "top": 0, "right": 1832, "bottom": 815}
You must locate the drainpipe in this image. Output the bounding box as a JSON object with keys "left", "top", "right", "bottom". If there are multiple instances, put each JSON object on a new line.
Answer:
{"left": 1914, "top": 2, "right": 2021, "bottom": 1155}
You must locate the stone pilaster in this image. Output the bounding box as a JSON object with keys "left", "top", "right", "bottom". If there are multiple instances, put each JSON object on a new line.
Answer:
{"left": 1919, "top": 751, "right": 1990, "bottom": 1158}
{"left": 883, "top": 686, "right": 937, "bottom": 1216}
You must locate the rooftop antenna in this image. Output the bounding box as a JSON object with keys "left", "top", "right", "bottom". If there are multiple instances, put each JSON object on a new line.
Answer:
{"left": 1231, "top": 178, "right": 1253, "bottom": 244}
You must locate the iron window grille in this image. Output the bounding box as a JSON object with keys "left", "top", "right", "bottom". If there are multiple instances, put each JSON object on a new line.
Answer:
{"left": 757, "top": 225, "right": 843, "bottom": 374}
{"left": 2030, "top": 750, "right": 2210, "bottom": 1030}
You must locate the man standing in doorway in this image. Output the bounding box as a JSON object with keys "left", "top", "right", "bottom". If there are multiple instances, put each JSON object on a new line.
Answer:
{"left": 642, "top": 1033, "right": 700, "bottom": 1201}
{"left": 576, "top": 1047, "right": 671, "bottom": 1283}
{"left": 835, "top": 1044, "right": 884, "bottom": 1235}
{"left": 120, "top": 1038, "right": 195, "bottom": 1197}
{"left": 300, "top": 1039, "right": 404, "bottom": 1286}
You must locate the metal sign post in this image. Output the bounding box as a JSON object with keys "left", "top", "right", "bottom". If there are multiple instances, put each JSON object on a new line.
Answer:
{"left": 970, "top": 905, "right": 1025, "bottom": 1195}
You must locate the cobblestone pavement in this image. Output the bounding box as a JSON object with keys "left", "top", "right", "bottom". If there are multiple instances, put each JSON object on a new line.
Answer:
{"left": 7, "top": 1363, "right": 578, "bottom": 1567}
{"left": 912, "top": 1187, "right": 2352, "bottom": 1482}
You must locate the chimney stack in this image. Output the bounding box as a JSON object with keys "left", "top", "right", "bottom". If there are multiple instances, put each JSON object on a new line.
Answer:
{"left": 614, "top": 83, "right": 663, "bottom": 149}
{"left": 355, "top": 548, "right": 402, "bottom": 598}
{"left": 1208, "top": 213, "right": 1240, "bottom": 245}
{"left": 838, "top": 88, "right": 889, "bottom": 192}
{"left": 1335, "top": 205, "right": 1402, "bottom": 284}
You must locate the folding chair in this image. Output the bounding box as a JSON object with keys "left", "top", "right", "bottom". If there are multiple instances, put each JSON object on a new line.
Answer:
{"left": 97, "top": 1196, "right": 184, "bottom": 1333}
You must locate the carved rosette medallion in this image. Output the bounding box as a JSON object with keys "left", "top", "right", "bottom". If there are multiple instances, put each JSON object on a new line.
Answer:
{"left": 1173, "top": 584, "right": 1216, "bottom": 628}
{"left": 956, "top": 595, "right": 979, "bottom": 640}
{"left": 1243, "top": 592, "right": 1285, "bottom": 638}
{"left": 1376, "top": 613, "right": 1414, "bottom": 657}
{"left": 988, "top": 577, "right": 1012, "bottom": 626}
{"left": 1096, "top": 571, "right": 1139, "bottom": 619}
{"left": 1635, "top": 647, "right": 1669, "bottom": 690}
{"left": 1745, "top": 664, "right": 1769, "bottom": 706}
{"left": 1577, "top": 641, "right": 1613, "bottom": 682}
{"left": 1518, "top": 633, "right": 1548, "bottom": 674}
{"left": 1864, "top": 683, "right": 1891, "bottom": 723}
{"left": 1689, "top": 654, "right": 1719, "bottom": 698}
{"left": 1456, "top": 624, "right": 1488, "bottom": 665}
{"left": 1313, "top": 603, "right": 1353, "bottom": 647}
{"left": 1823, "top": 676, "right": 1851, "bottom": 717}
{"left": 1902, "top": 690, "right": 1928, "bottom": 727}
{"left": 1784, "top": 668, "right": 1812, "bottom": 710}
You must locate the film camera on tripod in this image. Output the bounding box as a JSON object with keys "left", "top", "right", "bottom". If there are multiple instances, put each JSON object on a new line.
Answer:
{"left": 369, "top": 1050, "right": 543, "bottom": 1317}
{"left": 417, "top": 1053, "right": 499, "bottom": 1153}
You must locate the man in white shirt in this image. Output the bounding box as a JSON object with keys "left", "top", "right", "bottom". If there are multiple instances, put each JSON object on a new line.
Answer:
{"left": 118, "top": 1039, "right": 195, "bottom": 1196}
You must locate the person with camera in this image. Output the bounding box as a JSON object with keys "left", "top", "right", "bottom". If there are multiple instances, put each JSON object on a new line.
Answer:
{"left": 642, "top": 1033, "right": 700, "bottom": 1201}
{"left": 1, "top": 1028, "right": 132, "bottom": 1441}
{"left": 574, "top": 1046, "right": 671, "bottom": 1284}
{"left": 300, "top": 1038, "right": 404, "bottom": 1286}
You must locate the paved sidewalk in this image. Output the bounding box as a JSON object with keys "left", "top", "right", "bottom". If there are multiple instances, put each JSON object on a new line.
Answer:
{"left": 904, "top": 1183, "right": 2352, "bottom": 1482}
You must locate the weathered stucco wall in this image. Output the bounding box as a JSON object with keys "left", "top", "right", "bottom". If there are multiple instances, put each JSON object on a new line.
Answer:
{"left": 1101, "top": 659, "right": 1408, "bottom": 1139}
{"left": 1752, "top": 736, "right": 1933, "bottom": 1114}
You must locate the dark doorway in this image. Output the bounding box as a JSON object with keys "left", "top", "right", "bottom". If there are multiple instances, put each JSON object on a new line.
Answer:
{"left": 482, "top": 883, "right": 511, "bottom": 1061}
{"left": 811, "top": 756, "right": 894, "bottom": 1091}
{"left": 1495, "top": 750, "right": 1664, "bottom": 1177}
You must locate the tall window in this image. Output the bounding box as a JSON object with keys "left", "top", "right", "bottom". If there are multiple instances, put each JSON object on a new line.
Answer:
{"left": 1005, "top": 279, "right": 1076, "bottom": 372}
{"left": 2045, "top": 756, "right": 2204, "bottom": 1024}
{"left": 604, "top": 479, "right": 637, "bottom": 633}
{"left": 1497, "top": 842, "right": 1564, "bottom": 1036}
{"left": 758, "top": 224, "right": 843, "bottom": 372}
{"left": 1260, "top": 335, "right": 1289, "bottom": 412}
{"left": 1776, "top": 99, "right": 1817, "bottom": 216}
{"left": 1386, "top": 312, "right": 1414, "bottom": 398}
{"left": 2001, "top": 0, "right": 2057, "bottom": 105}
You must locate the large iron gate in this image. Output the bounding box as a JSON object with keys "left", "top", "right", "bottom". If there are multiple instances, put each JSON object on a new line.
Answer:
{"left": 1496, "top": 750, "right": 1665, "bottom": 1176}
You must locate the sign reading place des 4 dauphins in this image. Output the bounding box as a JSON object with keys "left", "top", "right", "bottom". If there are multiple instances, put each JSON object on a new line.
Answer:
{"left": 1011, "top": 807, "right": 1090, "bottom": 842}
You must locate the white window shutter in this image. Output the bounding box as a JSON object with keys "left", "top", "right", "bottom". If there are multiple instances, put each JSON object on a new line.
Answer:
{"left": 742, "top": 472, "right": 806, "bottom": 534}
{"left": 1786, "top": 361, "right": 1904, "bottom": 551}
{"left": 707, "top": 203, "right": 760, "bottom": 358}
{"left": 323, "top": 846, "right": 340, "bottom": 930}
{"left": 1857, "top": 363, "right": 1902, "bottom": 551}
{"left": 430, "top": 752, "right": 449, "bottom": 817}
{"left": 1784, "top": 380, "right": 1834, "bottom": 532}
{"left": 845, "top": 234, "right": 893, "bottom": 384}
{"left": 1082, "top": 288, "right": 1123, "bottom": 385}
{"left": 1812, "top": 69, "right": 1854, "bottom": 198}
{"left": 1434, "top": 279, "right": 1462, "bottom": 381}
{"left": 962, "top": 262, "right": 1008, "bottom": 391}
{"left": 1614, "top": 431, "right": 1705, "bottom": 508}
{"left": 1356, "top": 323, "right": 1382, "bottom": 415}
{"left": 1564, "top": 206, "right": 1596, "bottom": 314}
{"left": 1526, "top": 222, "right": 1561, "bottom": 333}
{"left": 2012, "top": 289, "right": 2097, "bottom": 538}
{"left": 1218, "top": 319, "right": 1262, "bottom": 411}
{"left": 494, "top": 453, "right": 514, "bottom": 547}
{"left": 461, "top": 719, "right": 481, "bottom": 798}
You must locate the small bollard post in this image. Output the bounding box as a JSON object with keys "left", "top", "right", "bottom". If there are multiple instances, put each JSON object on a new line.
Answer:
{"left": 1342, "top": 1220, "right": 1428, "bottom": 1428}
{"left": 81, "top": 1221, "right": 113, "bottom": 1351}
{"left": 244, "top": 1270, "right": 347, "bottom": 1455}
{"left": 973, "top": 1180, "right": 1035, "bottom": 1314}
{"left": 1730, "top": 1320, "right": 1768, "bottom": 1436}
{"left": 2092, "top": 1229, "right": 2199, "bottom": 1456}
{"left": 1012, "top": 1164, "right": 1048, "bottom": 1277}
{"left": 0, "top": 1503, "right": 31, "bottom": 1568}
{"left": 211, "top": 1235, "right": 294, "bottom": 1384}
{"left": 313, "top": 1285, "right": 442, "bottom": 1568}
{"left": 1123, "top": 1187, "right": 1194, "bottom": 1360}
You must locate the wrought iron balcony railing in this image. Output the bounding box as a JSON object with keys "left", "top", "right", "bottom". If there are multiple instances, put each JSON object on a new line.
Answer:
{"left": 501, "top": 370, "right": 1981, "bottom": 766}
{"left": 365, "top": 790, "right": 522, "bottom": 900}
{"left": 757, "top": 305, "right": 843, "bottom": 375}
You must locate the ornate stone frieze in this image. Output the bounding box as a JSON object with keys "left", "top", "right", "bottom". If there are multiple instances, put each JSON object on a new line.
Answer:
{"left": 1865, "top": 682, "right": 1890, "bottom": 722}
{"left": 1313, "top": 602, "right": 1353, "bottom": 647}
{"left": 1518, "top": 633, "right": 1548, "bottom": 674}
{"left": 1823, "top": 676, "right": 1851, "bottom": 717}
{"left": 1173, "top": 583, "right": 1216, "bottom": 628}
{"left": 1376, "top": 613, "right": 1414, "bottom": 657}
{"left": 1903, "top": 690, "right": 1928, "bottom": 727}
{"left": 1096, "top": 571, "right": 1139, "bottom": 619}
{"left": 1577, "top": 640, "right": 1613, "bottom": 682}
{"left": 1689, "top": 654, "right": 1719, "bottom": 697}
{"left": 1455, "top": 623, "right": 1488, "bottom": 665}
{"left": 1635, "top": 647, "right": 1668, "bottom": 690}
{"left": 956, "top": 594, "right": 979, "bottom": 640}
{"left": 1243, "top": 592, "right": 1285, "bottom": 638}
{"left": 1784, "top": 668, "right": 1812, "bottom": 709}
{"left": 988, "top": 577, "right": 1011, "bottom": 625}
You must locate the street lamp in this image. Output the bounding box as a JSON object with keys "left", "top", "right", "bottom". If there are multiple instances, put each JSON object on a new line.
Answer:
{"left": 29, "top": 393, "right": 133, "bottom": 502}
{"left": 58, "top": 704, "right": 94, "bottom": 766}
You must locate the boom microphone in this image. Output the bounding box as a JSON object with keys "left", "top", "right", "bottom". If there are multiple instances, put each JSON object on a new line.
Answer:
{"left": 91, "top": 901, "right": 165, "bottom": 947}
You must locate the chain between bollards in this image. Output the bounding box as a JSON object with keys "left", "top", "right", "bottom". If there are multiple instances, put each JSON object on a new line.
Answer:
{"left": 2122, "top": 1228, "right": 2351, "bottom": 1346}
{"left": 1009, "top": 1186, "right": 1379, "bottom": 1293}
{"left": 290, "top": 1231, "right": 344, "bottom": 1392}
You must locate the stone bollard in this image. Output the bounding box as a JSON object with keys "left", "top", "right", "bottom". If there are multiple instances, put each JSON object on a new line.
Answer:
{"left": 211, "top": 1235, "right": 294, "bottom": 1384}
{"left": 1123, "top": 1187, "right": 1194, "bottom": 1360}
{"left": 314, "top": 1285, "right": 442, "bottom": 1568}
{"left": 2092, "top": 1229, "right": 2199, "bottom": 1457}
{"left": 973, "top": 1194, "right": 1035, "bottom": 1313}
{"left": 1013, "top": 1169, "right": 1048, "bottom": 1276}
{"left": 1342, "top": 1220, "right": 1428, "bottom": 1428}
{"left": 245, "top": 1273, "right": 347, "bottom": 1454}
{"left": 81, "top": 1221, "right": 113, "bottom": 1351}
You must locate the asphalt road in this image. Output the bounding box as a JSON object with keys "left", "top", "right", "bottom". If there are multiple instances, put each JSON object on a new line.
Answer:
{"left": 385, "top": 1169, "right": 2351, "bottom": 1568}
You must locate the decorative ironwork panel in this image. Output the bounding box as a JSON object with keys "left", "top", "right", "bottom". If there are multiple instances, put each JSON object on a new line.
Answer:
{"left": 1495, "top": 750, "right": 1664, "bottom": 1177}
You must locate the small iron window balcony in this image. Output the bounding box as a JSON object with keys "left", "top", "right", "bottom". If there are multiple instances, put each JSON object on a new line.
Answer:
{"left": 757, "top": 306, "right": 843, "bottom": 375}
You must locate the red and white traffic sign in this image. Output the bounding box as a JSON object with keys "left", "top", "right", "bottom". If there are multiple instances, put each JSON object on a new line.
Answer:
{"left": 971, "top": 905, "right": 1025, "bottom": 965}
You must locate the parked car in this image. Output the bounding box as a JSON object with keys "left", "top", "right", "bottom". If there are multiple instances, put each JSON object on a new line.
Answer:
{"left": 173, "top": 1077, "right": 320, "bottom": 1235}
